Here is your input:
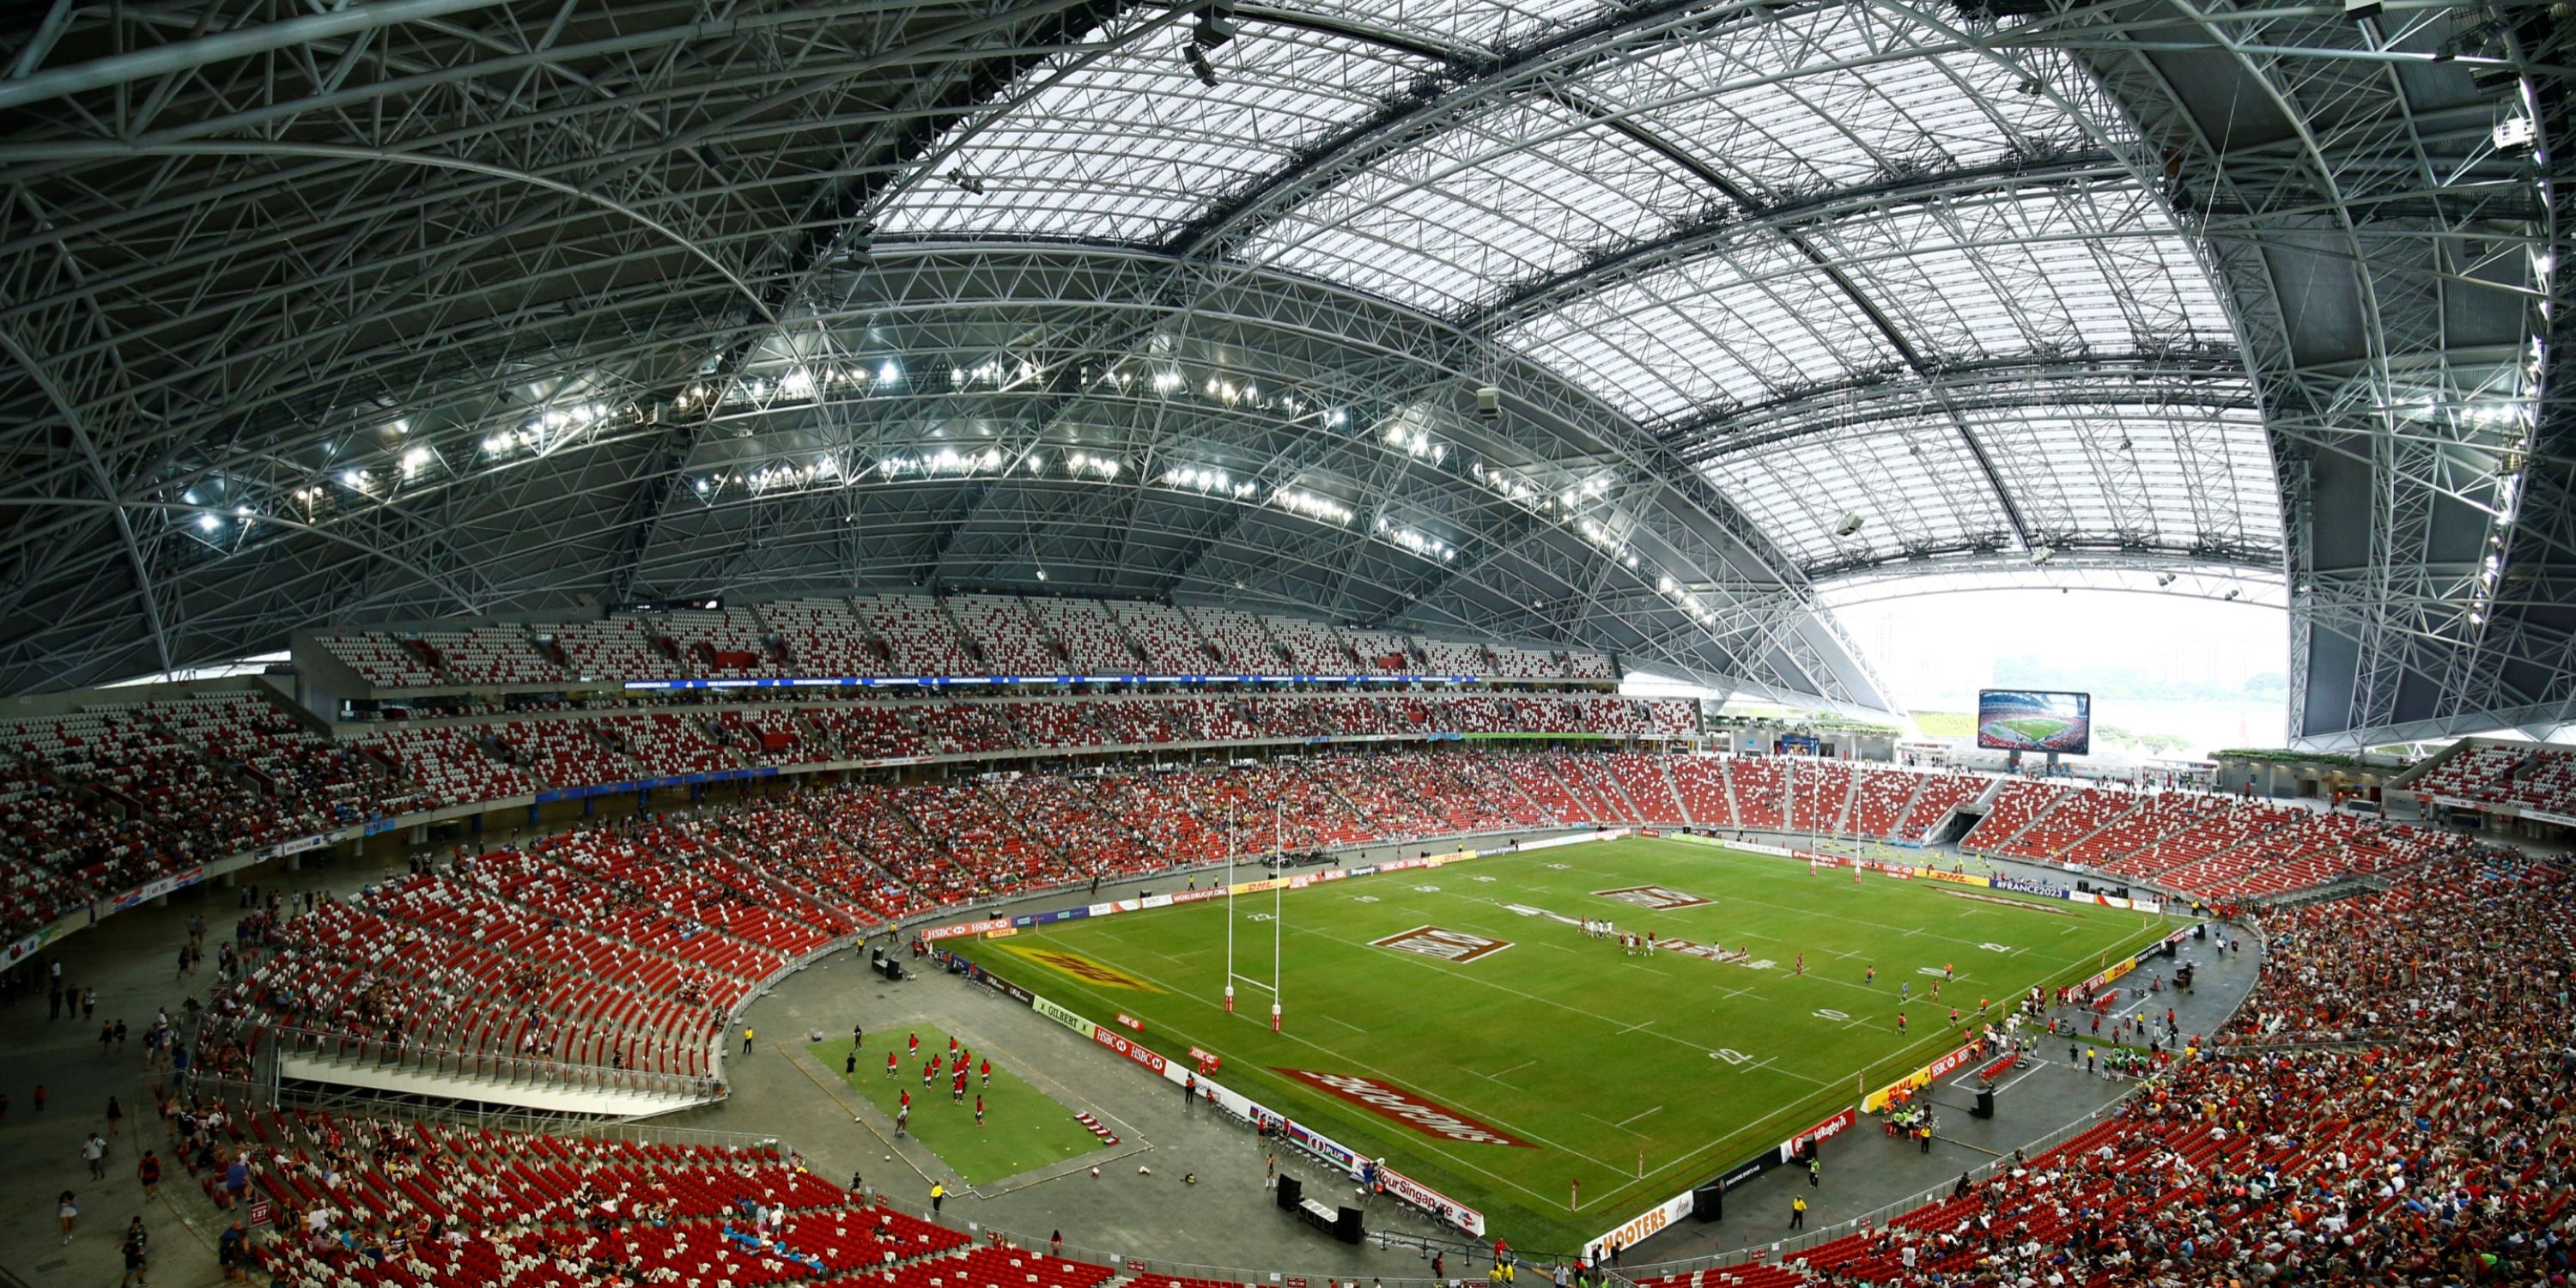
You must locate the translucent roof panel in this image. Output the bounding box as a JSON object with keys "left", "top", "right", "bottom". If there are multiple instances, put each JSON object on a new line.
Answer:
{"left": 1804, "top": 188, "right": 2234, "bottom": 361}
{"left": 1498, "top": 238, "right": 1906, "bottom": 422}
{"left": 878, "top": 19, "right": 1433, "bottom": 244}
{"left": 1249, "top": 98, "right": 1716, "bottom": 313}
{"left": 1700, "top": 386, "right": 2280, "bottom": 571}
{"left": 1970, "top": 398, "right": 2280, "bottom": 551}
{"left": 1282, "top": 0, "right": 1612, "bottom": 51}
{"left": 1701, "top": 419, "right": 2017, "bottom": 568}
{"left": 1581, "top": 9, "right": 2096, "bottom": 202}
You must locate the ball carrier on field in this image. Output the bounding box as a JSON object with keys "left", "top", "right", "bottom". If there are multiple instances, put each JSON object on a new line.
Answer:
{"left": 1223, "top": 803, "right": 1286, "bottom": 1033}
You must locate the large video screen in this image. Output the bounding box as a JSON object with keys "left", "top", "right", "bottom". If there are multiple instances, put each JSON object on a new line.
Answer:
{"left": 1976, "top": 689, "right": 2092, "bottom": 755}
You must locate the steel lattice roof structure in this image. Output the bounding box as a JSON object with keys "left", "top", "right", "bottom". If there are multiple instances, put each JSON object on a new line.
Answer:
{"left": 0, "top": 0, "right": 2567, "bottom": 745}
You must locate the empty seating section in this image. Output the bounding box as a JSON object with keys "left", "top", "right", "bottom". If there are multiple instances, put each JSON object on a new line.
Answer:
{"left": 2409, "top": 740, "right": 2576, "bottom": 815}
{"left": 1892, "top": 772, "right": 1980, "bottom": 840}
{"left": 495, "top": 720, "right": 630, "bottom": 790}
{"left": 1487, "top": 645, "right": 1559, "bottom": 678}
{"left": 1844, "top": 768, "right": 1923, "bottom": 838}
{"left": 1306, "top": 758, "right": 1445, "bottom": 838}
{"left": 1343, "top": 629, "right": 1417, "bottom": 673}
{"left": 713, "top": 708, "right": 803, "bottom": 762}
{"left": 799, "top": 702, "right": 920, "bottom": 760}
{"left": 663, "top": 609, "right": 790, "bottom": 677}
{"left": 1959, "top": 780, "right": 2068, "bottom": 852}
{"left": 1109, "top": 601, "right": 1212, "bottom": 671}
{"left": 2052, "top": 789, "right": 2202, "bottom": 866}
{"left": 1414, "top": 637, "right": 1487, "bottom": 673}
{"left": 1723, "top": 758, "right": 1787, "bottom": 829}
{"left": 1095, "top": 773, "right": 1230, "bottom": 867}
{"left": 598, "top": 714, "right": 735, "bottom": 777}
{"left": 2095, "top": 799, "right": 2285, "bottom": 883}
{"left": 1643, "top": 699, "right": 1696, "bottom": 737}
{"left": 358, "top": 725, "right": 543, "bottom": 808}
{"left": 895, "top": 781, "right": 1057, "bottom": 896}
{"left": 948, "top": 594, "right": 1060, "bottom": 674}
{"left": 1546, "top": 753, "right": 1639, "bottom": 823}
{"left": 761, "top": 599, "right": 884, "bottom": 677}
{"left": 915, "top": 703, "right": 1017, "bottom": 754}
{"left": 314, "top": 597, "right": 1645, "bottom": 691}
{"left": 551, "top": 619, "right": 683, "bottom": 681}
{"left": 231, "top": 1108, "right": 975, "bottom": 1288}
{"left": 735, "top": 793, "right": 927, "bottom": 923}
{"left": 1668, "top": 757, "right": 1735, "bottom": 826}
{"left": 982, "top": 777, "right": 1146, "bottom": 880}
{"left": 1030, "top": 597, "right": 1139, "bottom": 673}
{"left": 1990, "top": 783, "right": 2142, "bottom": 862}
{"left": 2406, "top": 740, "right": 2525, "bottom": 804}
{"left": 1183, "top": 605, "right": 1287, "bottom": 673}
{"left": 1787, "top": 760, "right": 1854, "bottom": 834}
{"left": 852, "top": 594, "right": 972, "bottom": 676}
{"left": 1262, "top": 615, "right": 1352, "bottom": 672}
{"left": 319, "top": 633, "right": 441, "bottom": 688}
{"left": 812, "top": 786, "right": 964, "bottom": 905}
{"left": 146, "top": 693, "right": 404, "bottom": 827}
{"left": 1610, "top": 751, "right": 1688, "bottom": 823}
{"left": 1563, "top": 649, "right": 1617, "bottom": 680}
{"left": 417, "top": 626, "right": 562, "bottom": 685}
{"left": 2204, "top": 811, "right": 2479, "bottom": 899}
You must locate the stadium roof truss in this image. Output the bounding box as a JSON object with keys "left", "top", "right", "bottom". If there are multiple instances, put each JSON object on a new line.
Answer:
{"left": 0, "top": 0, "right": 2567, "bottom": 746}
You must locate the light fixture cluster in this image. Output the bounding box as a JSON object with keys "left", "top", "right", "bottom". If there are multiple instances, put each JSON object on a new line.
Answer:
{"left": 1659, "top": 576, "right": 1722, "bottom": 627}
{"left": 482, "top": 399, "right": 621, "bottom": 459}
{"left": 1273, "top": 488, "right": 1354, "bottom": 526}
{"left": 1471, "top": 461, "right": 1638, "bottom": 568}
{"left": 1382, "top": 422, "right": 1447, "bottom": 464}
{"left": 1163, "top": 465, "right": 1258, "bottom": 500}
{"left": 1376, "top": 517, "right": 1455, "bottom": 562}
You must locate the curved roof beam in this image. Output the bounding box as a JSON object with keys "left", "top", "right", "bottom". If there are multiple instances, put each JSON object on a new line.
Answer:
{"left": 1663, "top": 348, "right": 2252, "bottom": 459}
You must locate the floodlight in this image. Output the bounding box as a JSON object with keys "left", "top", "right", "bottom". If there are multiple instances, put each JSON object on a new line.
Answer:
{"left": 1183, "top": 45, "right": 1218, "bottom": 88}
{"left": 2029, "top": 545, "right": 2055, "bottom": 565}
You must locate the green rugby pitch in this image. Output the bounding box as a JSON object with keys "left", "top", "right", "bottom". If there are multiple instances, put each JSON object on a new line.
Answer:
{"left": 942, "top": 837, "right": 2167, "bottom": 1249}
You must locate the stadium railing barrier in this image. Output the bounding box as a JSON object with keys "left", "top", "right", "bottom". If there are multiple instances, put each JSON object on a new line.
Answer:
{"left": 263, "top": 1024, "right": 726, "bottom": 1102}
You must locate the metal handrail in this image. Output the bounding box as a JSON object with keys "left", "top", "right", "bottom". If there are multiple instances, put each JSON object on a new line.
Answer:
{"left": 264, "top": 1024, "right": 723, "bottom": 1100}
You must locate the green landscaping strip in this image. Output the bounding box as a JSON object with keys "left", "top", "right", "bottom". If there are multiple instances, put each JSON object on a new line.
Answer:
{"left": 814, "top": 1032, "right": 1107, "bottom": 1188}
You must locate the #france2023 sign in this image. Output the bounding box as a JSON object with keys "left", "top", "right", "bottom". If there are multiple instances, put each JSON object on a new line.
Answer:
{"left": 1368, "top": 925, "right": 1515, "bottom": 963}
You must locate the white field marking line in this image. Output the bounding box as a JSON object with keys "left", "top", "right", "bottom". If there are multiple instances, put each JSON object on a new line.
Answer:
{"left": 1615, "top": 1104, "right": 1666, "bottom": 1128}
{"left": 1311, "top": 1012, "right": 1368, "bottom": 1035}
{"left": 1042, "top": 942, "right": 1620, "bottom": 1197}
{"left": 1749, "top": 1058, "right": 1835, "bottom": 1090}
{"left": 1617, "top": 1018, "right": 1658, "bottom": 1036}
{"left": 1278, "top": 920, "right": 1735, "bottom": 1068}
{"left": 1994, "top": 1060, "right": 2051, "bottom": 1095}
{"left": 1701, "top": 886, "right": 2020, "bottom": 951}
{"left": 1583, "top": 1112, "right": 1649, "bottom": 1139}
{"left": 1494, "top": 1058, "right": 1537, "bottom": 1078}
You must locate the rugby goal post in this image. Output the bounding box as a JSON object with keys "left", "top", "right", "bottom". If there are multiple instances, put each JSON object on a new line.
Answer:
{"left": 1223, "top": 803, "right": 1286, "bottom": 1031}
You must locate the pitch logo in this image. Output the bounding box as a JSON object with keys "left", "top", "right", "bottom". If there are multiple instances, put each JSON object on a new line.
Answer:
{"left": 1370, "top": 926, "right": 1513, "bottom": 964}
{"left": 1593, "top": 884, "right": 1710, "bottom": 911}
{"left": 1275, "top": 1069, "right": 1533, "bottom": 1147}
{"left": 998, "top": 943, "right": 1162, "bottom": 992}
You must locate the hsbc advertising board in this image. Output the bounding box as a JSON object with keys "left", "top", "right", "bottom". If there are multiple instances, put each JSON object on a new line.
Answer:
{"left": 1091, "top": 1027, "right": 1167, "bottom": 1075}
